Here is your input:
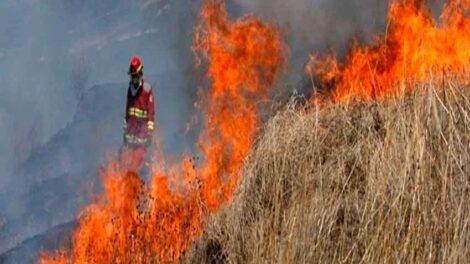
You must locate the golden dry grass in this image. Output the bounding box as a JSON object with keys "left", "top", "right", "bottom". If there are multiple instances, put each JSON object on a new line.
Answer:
{"left": 184, "top": 82, "right": 470, "bottom": 263}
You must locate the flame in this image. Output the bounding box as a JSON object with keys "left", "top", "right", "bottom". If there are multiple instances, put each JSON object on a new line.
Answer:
{"left": 307, "top": 0, "right": 470, "bottom": 103}
{"left": 40, "top": 0, "right": 285, "bottom": 263}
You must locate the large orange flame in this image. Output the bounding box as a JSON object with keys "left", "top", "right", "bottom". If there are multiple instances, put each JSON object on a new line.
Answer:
{"left": 307, "top": 0, "right": 470, "bottom": 103}
{"left": 39, "top": 0, "right": 285, "bottom": 263}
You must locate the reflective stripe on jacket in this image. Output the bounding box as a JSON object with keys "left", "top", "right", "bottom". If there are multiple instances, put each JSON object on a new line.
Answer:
{"left": 124, "top": 79, "right": 155, "bottom": 146}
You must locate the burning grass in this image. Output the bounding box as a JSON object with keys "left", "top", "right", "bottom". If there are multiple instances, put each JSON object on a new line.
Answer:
{"left": 40, "top": 1, "right": 286, "bottom": 263}
{"left": 307, "top": 0, "right": 470, "bottom": 103}
{"left": 184, "top": 80, "right": 470, "bottom": 263}
{"left": 40, "top": 0, "right": 470, "bottom": 262}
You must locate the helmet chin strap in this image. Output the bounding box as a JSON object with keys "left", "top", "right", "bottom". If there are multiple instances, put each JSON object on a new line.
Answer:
{"left": 130, "top": 76, "right": 143, "bottom": 96}
{"left": 132, "top": 79, "right": 141, "bottom": 87}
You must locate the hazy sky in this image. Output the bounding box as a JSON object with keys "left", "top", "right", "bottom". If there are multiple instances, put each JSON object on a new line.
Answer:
{"left": 0, "top": 0, "right": 195, "bottom": 182}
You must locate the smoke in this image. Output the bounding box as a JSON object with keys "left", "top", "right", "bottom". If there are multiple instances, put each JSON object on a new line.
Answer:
{"left": 0, "top": 0, "right": 200, "bottom": 185}
{"left": 237, "top": 0, "right": 386, "bottom": 51}
{"left": 234, "top": 0, "right": 444, "bottom": 95}
{"left": 0, "top": 0, "right": 201, "bottom": 257}
{"left": 0, "top": 0, "right": 450, "bottom": 259}
{"left": 0, "top": 0, "right": 384, "bottom": 251}
{"left": 232, "top": 0, "right": 383, "bottom": 88}
{"left": 0, "top": 0, "right": 447, "bottom": 189}
{"left": 0, "top": 1, "right": 72, "bottom": 183}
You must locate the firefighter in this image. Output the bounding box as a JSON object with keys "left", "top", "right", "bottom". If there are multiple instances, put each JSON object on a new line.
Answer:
{"left": 121, "top": 56, "right": 155, "bottom": 173}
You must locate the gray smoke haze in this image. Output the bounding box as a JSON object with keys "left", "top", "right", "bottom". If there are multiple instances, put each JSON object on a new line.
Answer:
{"left": 0, "top": 0, "right": 201, "bottom": 257}
{"left": 234, "top": 0, "right": 443, "bottom": 94}
{"left": 237, "top": 0, "right": 387, "bottom": 51}
{"left": 235, "top": 0, "right": 389, "bottom": 89}
{"left": 0, "top": 0, "right": 449, "bottom": 261}
{"left": 0, "top": 0, "right": 199, "bottom": 185}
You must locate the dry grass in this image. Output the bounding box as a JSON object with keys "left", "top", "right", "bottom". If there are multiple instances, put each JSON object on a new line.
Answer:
{"left": 184, "top": 82, "right": 470, "bottom": 263}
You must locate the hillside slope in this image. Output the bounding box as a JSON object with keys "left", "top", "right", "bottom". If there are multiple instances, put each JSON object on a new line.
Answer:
{"left": 185, "top": 85, "right": 470, "bottom": 263}
{"left": 0, "top": 83, "right": 124, "bottom": 258}
{"left": 0, "top": 222, "right": 75, "bottom": 264}
{"left": 0, "top": 68, "right": 194, "bottom": 262}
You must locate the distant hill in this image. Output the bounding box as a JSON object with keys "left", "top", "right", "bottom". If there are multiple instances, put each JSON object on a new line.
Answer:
{"left": 0, "top": 221, "right": 75, "bottom": 264}
{"left": 0, "top": 83, "right": 124, "bottom": 257}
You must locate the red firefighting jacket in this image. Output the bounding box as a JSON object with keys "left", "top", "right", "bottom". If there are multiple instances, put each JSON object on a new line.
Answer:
{"left": 124, "top": 79, "right": 155, "bottom": 146}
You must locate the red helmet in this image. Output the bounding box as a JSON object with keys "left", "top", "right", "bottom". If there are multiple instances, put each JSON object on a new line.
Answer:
{"left": 129, "top": 56, "right": 143, "bottom": 75}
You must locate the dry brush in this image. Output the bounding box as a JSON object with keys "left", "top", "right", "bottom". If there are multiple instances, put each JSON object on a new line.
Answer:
{"left": 185, "top": 82, "right": 470, "bottom": 263}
